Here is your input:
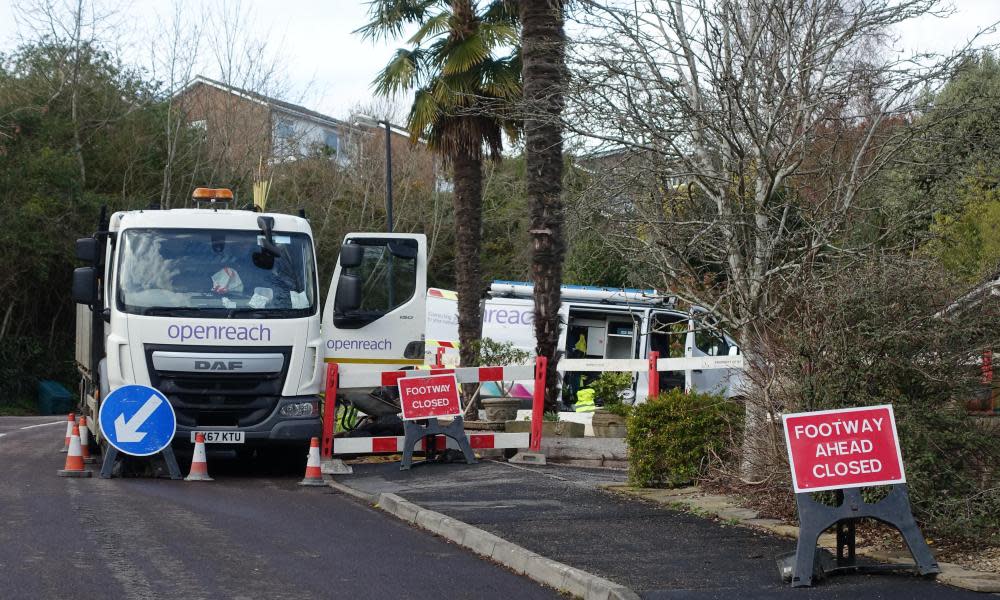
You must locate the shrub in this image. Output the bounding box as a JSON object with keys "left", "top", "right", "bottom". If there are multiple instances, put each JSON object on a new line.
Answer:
{"left": 591, "top": 371, "right": 633, "bottom": 406}
{"left": 626, "top": 389, "right": 742, "bottom": 487}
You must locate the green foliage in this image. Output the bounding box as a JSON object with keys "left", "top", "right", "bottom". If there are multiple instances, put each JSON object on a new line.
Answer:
{"left": 0, "top": 40, "right": 191, "bottom": 409}
{"left": 626, "top": 389, "right": 742, "bottom": 488}
{"left": 867, "top": 51, "right": 1000, "bottom": 278}
{"left": 542, "top": 410, "right": 560, "bottom": 422}
{"left": 591, "top": 371, "right": 632, "bottom": 406}
{"left": 764, "top": 256, "right": 1000, "bottom": 542}
{"left": 360, "top": 1, "right": 521, "bottom": 159}
{"left": 926, "top": 168, "right": 1000, "bottom": 281}
{"left": 473, "top": 337, "right": 531, "bottom": 366}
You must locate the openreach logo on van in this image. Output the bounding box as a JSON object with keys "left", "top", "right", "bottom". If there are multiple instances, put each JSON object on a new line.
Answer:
{"left": 483, "top": 306, "right": 533, "bottom": 325}
{"left": 167, "top": 323, "right": 272, "bottom": 343}
{"left": 326, "top": 338, "right": 392, "bottom": 352}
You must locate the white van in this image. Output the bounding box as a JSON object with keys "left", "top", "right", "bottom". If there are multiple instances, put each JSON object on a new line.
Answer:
{"left": 425, "top": 281, "right": 743, "bottom": 405}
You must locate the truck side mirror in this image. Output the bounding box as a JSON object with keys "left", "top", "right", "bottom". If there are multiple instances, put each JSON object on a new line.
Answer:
{"left": 76, "top": 238, "right": 97, "bottom": 263}
{"left": 72, "top": 267, "right": 97, "bottom": 305}
{"left": 335, "top": 273, "right": 362, "bottom": 313}
{"left": 339, "top": 243, "right": 363, "bottom": 268}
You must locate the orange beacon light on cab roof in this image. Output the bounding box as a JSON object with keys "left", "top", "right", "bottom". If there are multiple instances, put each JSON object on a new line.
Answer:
{"left": 192, "top": 187, "right": 234, "bottom": 202}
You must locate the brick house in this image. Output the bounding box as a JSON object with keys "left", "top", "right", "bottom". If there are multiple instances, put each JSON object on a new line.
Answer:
{"left": 175, "top": 75, "right": 364, "bottom": 166}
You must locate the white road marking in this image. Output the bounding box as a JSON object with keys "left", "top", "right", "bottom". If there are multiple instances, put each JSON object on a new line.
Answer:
{"left": 19, "top": 421, "right": 64, "bottom": 430}
{"left": 0, "top": 433, "right": 6, "bottom": 438}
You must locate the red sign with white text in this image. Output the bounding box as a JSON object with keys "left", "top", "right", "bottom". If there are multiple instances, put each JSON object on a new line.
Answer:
{"left": 782, "top": 405, "right": 905, "bottom": 493}
{"left": 398, "top": 374, "right": 462, "bottom": 421}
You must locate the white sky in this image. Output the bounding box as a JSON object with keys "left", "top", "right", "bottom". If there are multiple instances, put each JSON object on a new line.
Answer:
{"left": 0, "top": 0, "right": 998, "bottom": 122}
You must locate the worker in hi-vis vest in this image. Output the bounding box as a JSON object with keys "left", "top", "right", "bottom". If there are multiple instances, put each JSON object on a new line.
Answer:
{"left": 574, "top": 387, "right": 597, "bottom": 412}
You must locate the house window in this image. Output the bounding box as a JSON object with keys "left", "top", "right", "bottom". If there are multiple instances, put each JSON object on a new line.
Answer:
{"left": 324, "top": 130, "right": 339, "bottom": 154}
{"left": 275, "top": 118, "right": 295, "bottom": 141}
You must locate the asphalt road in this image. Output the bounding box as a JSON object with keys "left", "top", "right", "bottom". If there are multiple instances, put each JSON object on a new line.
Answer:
{"left": 341, "top": 461, "right": 985, "bottom": 600}
{"left": 0, "top": 416, "right": 558, "bottom": 600}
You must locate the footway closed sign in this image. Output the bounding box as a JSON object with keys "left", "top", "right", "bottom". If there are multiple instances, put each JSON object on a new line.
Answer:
{"left": 398, "top": 374, "right": 462, "bottom": 420}
{"left": 782, "top": 405, "right": 905, "bottom": 493}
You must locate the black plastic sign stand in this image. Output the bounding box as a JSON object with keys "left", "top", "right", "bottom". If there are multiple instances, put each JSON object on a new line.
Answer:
{"left": 400, "top": 416, "right": 477, "bottom": 471}
{"left": 99, "top": 445, "right": 183, "bottom": 480}
{"left": 785, "top": 484, "right": 939, "bottom": 587}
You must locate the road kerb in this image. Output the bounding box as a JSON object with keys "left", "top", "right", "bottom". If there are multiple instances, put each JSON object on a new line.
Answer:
{"left": 330, "top": 482, "right": 641, "bottom": 600}
{"left": 326, "top": 479, "right": 378, "bottom": 504}
{"left": 601, "top": 483, "right": 1000, "bottom": 594}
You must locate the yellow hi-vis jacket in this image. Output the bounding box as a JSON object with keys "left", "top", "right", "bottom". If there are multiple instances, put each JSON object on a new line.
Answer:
{"left": 574, "top": 388, "right": 597, "bottom": 412}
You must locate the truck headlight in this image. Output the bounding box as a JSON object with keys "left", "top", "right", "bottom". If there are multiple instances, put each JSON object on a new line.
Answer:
{"left": 280, "top": 401, "right": 316, "bottom": 417}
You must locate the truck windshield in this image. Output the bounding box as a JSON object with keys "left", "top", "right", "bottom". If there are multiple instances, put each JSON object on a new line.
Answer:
{"left": 117, "top": 228, "right": 317, "bottom": 318}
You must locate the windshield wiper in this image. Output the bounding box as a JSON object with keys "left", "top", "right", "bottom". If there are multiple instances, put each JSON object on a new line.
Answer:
{"left": 139, "top": 306, "right": 224, "bottom": 316}
{"left": 225, "top": 308, "right": 302, "bottom": 318}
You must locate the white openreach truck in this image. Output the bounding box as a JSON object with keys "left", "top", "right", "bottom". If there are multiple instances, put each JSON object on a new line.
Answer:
{"left": 73, "top": 187, "right": 428, "bottom": 449}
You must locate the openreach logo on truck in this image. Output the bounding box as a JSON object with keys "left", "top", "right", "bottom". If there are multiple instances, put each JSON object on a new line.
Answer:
{"left": 326, "top": 338, "right": 392, "bottom": 351}
{"left": 167, "top": 323, "right": 272, "bottom": 343}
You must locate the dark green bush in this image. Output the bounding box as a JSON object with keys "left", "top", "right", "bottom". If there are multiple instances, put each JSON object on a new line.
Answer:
{"left": 626, "top": 389, "right": 742, "bottom": 487}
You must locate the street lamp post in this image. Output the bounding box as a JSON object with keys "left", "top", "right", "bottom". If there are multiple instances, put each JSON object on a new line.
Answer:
{"left": 383, "top": 120, "right": 393, "bottom": 234}
{"left": 353, "top": 115, "right": 395, "bottom": 234}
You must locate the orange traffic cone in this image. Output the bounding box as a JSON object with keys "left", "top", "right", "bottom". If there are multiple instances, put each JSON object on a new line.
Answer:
{"left": 299, "top": 437, "right": 326, "bottom": 487}
{"left": 77, "top": 416, "right": 96, "bottom": 464}
{"left": 185, "top": 433, "right": 213, "bottom": 481}
{"left": 61, "top": 412, "right": 76, "bottom": 453}
{"left": 58, "top": 424, "right": 92, "bottom": 478}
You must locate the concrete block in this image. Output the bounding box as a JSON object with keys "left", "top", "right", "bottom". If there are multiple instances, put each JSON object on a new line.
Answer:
{"left": 937, "top": 564, "right": 1000, "bottom": 593}
{"left": 375, "top": 492, "right": 398, "bottom": 514}
{"left": 393, "top": 499, "right": 421, "bottom": 523}
{"left": 433, "top": 515, "right": 469, "bottom": 545}
{"left": 462, "top": 528, "right": 501, "bottom": 557}
{"left": 413, "top": 508, "right": 445, "bottom": 532}
{"left": 321, "top": 459, "right": 353, "bottom": 475}
{"left": 523, "top": 558, "right": 570, "bottom": 594}
{"left": 508, "top": 451, "right": 546, "bottom": 465}
{"left": 378, "top": 493, "right": 420, "bottom": 523}
{"left": 541, "top": 436, "right": 627, "bottom": 462}
{"left": 491, "top": 539, "right": 535, "bottom": 575}
{"left": 326, "top": 480, "right": 377, "bottom": 504}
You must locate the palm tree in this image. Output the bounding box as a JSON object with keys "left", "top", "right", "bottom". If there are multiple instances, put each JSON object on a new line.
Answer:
{"left": 520, "top": 0, "right": 566, "bottom": 411}
{"left": 360, "top": 0, "right": 521, "bottom": 369}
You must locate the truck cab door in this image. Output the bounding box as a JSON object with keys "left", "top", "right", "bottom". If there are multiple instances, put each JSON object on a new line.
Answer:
{"left": 322, "top": 233, "right": 427, "bottom": 376}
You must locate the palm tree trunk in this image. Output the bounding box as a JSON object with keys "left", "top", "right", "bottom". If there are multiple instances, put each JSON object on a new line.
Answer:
{"left": 522, "top": 0, "right": 567, "bottom": 411}
{"left": 452, "top": 149, "right": 484, "bottom": 368}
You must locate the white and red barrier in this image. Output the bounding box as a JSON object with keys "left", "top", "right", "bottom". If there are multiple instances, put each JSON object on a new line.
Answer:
{"left": 321, "top": 357, "right": 547, "bottom": 461}
{"left": 318, "top": 352, "right": 741, "bottom": 463}
{"left": 331, "top": 431, "right": 529, "bottom": 455}
{"left": 558, "top": 352, "right": 745, "bottom": 397}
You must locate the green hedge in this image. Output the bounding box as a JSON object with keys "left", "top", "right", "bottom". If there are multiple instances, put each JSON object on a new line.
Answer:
{"left": 626, "top": 389, "right": 742, "bottom": 487}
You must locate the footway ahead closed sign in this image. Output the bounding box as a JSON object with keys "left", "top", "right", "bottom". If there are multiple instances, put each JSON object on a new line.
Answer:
{"left": 398, "top": 374, "right": 462, "bottom": 420}
{"left": 782, "top": 405, "right": 905, "bottom": 493}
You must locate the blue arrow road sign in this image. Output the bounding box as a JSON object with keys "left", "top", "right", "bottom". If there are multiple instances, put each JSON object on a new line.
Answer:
{"left": 98, "top": 385, "right": 177, "bottom": 456}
